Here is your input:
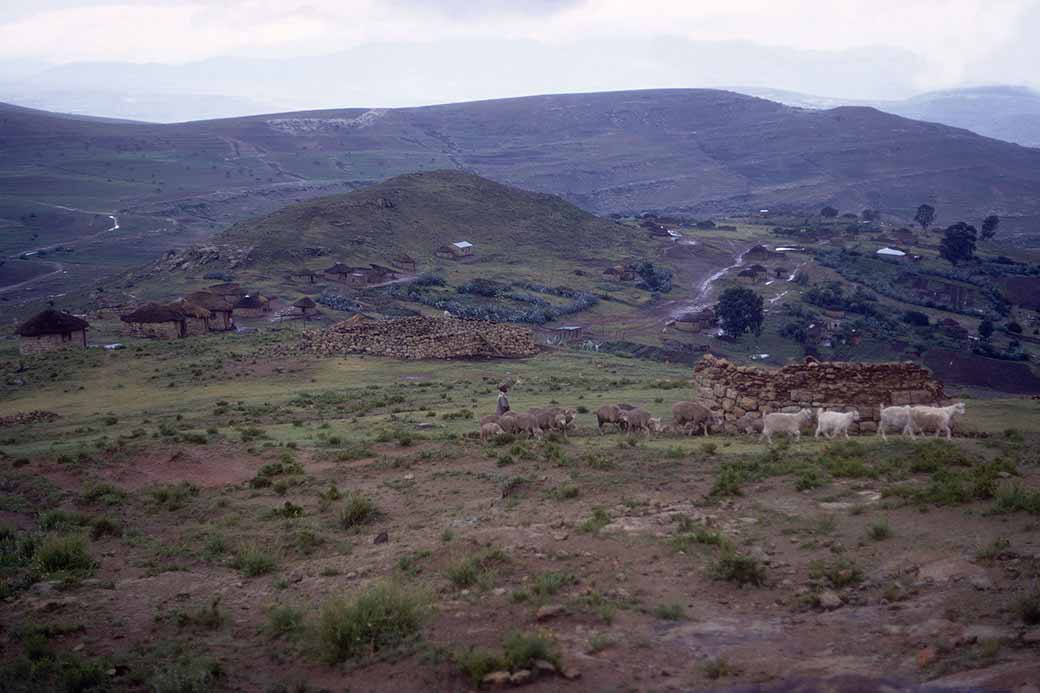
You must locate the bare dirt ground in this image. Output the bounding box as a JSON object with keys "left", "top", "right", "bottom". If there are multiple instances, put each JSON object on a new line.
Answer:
{"left": 2, "top": 428, "right": 1039, "bottom": 692}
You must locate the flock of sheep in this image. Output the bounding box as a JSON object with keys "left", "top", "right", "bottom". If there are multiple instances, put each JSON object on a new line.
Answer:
{"left": 477, "top": 400, "right": 968, "bottom": 444}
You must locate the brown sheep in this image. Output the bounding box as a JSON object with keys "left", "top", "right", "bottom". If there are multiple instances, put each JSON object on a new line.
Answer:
{"left": 498, "top": 412, "right": 543, "bottom": 438}
{"left": 595, "top": 404, "right": 625, "bottom": 433}
{"left": 529, "top": 406, "right": 577, "bottom": 433}
{"left": 479, "top": 414, "right": 500, "bottom": 426}
{"left": 672, "top": 401, "right": 723, "bottom": 436}
{"left": 619, "top": 408, "right": 663, "bottom": 436}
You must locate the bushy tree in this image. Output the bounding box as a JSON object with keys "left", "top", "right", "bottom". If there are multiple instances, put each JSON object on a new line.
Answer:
{"left": 716, "top": 287, "right": 764, "bottom": 339}
{"left": 939, "top": 222, "right": 977, "bottom": 265}
{"left": 635, "top": 262, "right": 673, "bottom": 293}
{"left": 981, "top": 214, "right": 1000, "bottom": 240}
{"left": 978, "top": 319, "right": 994, "bottom": 340}
{"left": 914, "top": 204, "right": 936, "bottom": 231}
{"left": 820, "top": 206, "right": 839, "bottom": 218}
{"left": 901, "top": 310, "right": 930, "bottom": 327}
{"left": 1007, "top": 321, "right": 1023, "bottom": 334}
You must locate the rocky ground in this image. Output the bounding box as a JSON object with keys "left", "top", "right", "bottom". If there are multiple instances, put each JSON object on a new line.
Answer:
{"left": 2, "top": 426, "right": 1039, "bottom": 692}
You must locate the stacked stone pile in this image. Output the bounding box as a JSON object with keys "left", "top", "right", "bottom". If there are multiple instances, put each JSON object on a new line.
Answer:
{"left": 0, "top": 410, "right": 60, "bottom": 428}
{"left": 299, "top": 317, "right": 539, "bottom": 359}
{"left": 692, "top": 354, "right": 946, "bottom": 433}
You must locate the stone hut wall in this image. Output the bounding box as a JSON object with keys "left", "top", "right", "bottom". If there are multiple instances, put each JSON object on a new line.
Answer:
{"left": 234, "top": 307, "right": 264, "bottom": 318}
{"left": 183, "top": 317, "right": 209, "bottom": 336}
{"left": 692, "top": 354, "right": 946, "bottom": 433}
{"left": 19, "top": 331, "right": 86, "bottom": 355}
{"left": 123, "top": 321, "right": 182, "bottom": 339}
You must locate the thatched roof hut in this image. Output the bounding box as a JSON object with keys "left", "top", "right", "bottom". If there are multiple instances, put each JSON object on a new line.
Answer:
{"left": 184, "top": 291, "right": 234, "bottom": 330}
{"left": 234, "top": 294, "right": 268, "bottom": 317}
{"left": 206, "top": 282, "right": 243, "bottom": 296}
{"left": 293, "top": 296, "right": 317, "bottom": 317}
{"left": 121, "top": 303, "right": 188, "bottom": 339}
{"left": 17, "top": 308, "right": 89, "bottom": 354}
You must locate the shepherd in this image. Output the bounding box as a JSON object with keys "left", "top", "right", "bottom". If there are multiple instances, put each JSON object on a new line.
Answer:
{"left": 497, "top": 390, "right": 510, "bottom": 416}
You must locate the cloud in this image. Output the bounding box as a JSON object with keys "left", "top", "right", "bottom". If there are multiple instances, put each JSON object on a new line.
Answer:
{"left": 0, "top": 0, "right": 1036, "bottom": 94}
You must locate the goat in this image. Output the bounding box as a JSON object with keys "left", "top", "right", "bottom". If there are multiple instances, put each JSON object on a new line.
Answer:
{"left": 814, "top": 409, "right": 861, "bottom": 439}
{"left": 877, "top": 405, "right": 915, "bottom": 441}
{"left": 760, "top": 408, "right": 814, "bottom": 444}
{"left": 909, "top": 402, "right": 966, "bottom": 440}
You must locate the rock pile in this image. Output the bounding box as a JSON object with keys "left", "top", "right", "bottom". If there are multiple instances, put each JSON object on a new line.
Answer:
{"left": 0, "top": 410, "right": 60, "bottom": 428}
{"left": 300, "top": 317, "right": 539, "bottom": 359}
{"left": 692, "top": 354, "right": 946, "bottom": 433}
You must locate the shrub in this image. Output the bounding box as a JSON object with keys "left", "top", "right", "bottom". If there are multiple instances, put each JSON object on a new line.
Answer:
{"left": 39, "top": 510, "right": 90, "bottom": 531}
{"left": 338, "top": 494, "right": 379, "bottom": 530}
{"left": 89, "top": 516, "right": 122, "bottom": 539}
{"left": 454, "top": 647, "right": 505, "bottom": 685}
{"left": 147, "top": 482, "right": 198, "bottom": 511}
{"left": 708, "top": 549, "right": 766, "bottom": 586}
{"left": 316, "top": 583, "right": 430, "bottom": 664}
{"left": 266, "top": 605, "right": 304, "bottom": 639}
{"left": 552, "top": 483, "right": 579, "bottom": 500}
{"left": 653, "top": 603, "right": 685, "bottom": 621}
{"left": 502, "top": 631, "right": 559, "bottom": 670}
{"left": 33, "top": 534, "right": 95, "bottom": 575}
{"left": 447, "top": 548, "right": 508, "bottom": 590}
{"left": 710, "top": 464, "right": 745, "bottom": 497}
{"left": 174, "top": 597, "right": 225, "bottom": 630}
{"left": 531, "top": 571, "right": 576, "bottom": 597}
{"left": 150, "top": 657, "right": 223, "bottom": 693}
{"left": 992, "top": 484, "right": 1040, "bottom": 515}
{"left": 810, "top": 557, "right": 863, "bottom": 588}
{"left": 81, "top": 483, "right": 127, "bottom": 506}
{"left": 232, "top": 544, "right": 277, "bottom": 577}
{"left": 579, "top": 507, "right": 610, "bottom": 533}
{"left": 866, "top": 519, "right": 893, "bottom": 541}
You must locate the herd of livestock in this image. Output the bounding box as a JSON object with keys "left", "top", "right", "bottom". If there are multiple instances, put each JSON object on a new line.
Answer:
{"left": 476, "top": 400, "right": 968, "bottom": 444}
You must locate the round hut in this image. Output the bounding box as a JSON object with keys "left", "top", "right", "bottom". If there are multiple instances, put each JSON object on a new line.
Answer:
{"left": 120, "top": 303, "right": 187, "bottom": 339}
{"left": 184, "top": 291, "right": 234, "bottom": 331}
{"left": 170, "top": 300, "right": 212, "bottom": 336}
{"left": 234, "top": 294, "right": 267, "bottom": 318}
{"left": 293, "top": 296, "right": 317, "bottom": 318}
{"left": 17, "top": 308, "right": 89, "bottom": 355}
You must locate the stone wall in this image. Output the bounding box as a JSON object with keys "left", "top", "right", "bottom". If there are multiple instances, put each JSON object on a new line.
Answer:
{"left": 123, "top": 321, "right": 182, "bottom": 339}
{"left": 19, "top": 331, "right": 86, "bottom": 355}
{"left": 184, "top": 317, "right": 209, "bottom": 336}
{"left": 692, "top": 354, "right": 946, "bottom": 433}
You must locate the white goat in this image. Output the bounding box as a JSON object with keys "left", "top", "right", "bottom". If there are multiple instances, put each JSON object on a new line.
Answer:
{"left": 909, "top": 402, "right": 966, "bottom": 440}
{"left": 760, "top": 408, "right": 814, "bottom": 444}
{"left": 814, "top": 408, "right": 861, "bottom": 439}
{"left": 877, "top": 405, "right": 915, "bottom": 441}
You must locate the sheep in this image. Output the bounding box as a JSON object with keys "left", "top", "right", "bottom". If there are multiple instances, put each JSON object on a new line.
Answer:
{"left": 595, "top": 404, "right": 625, "bottom": 433}
{"left": 480, "top": 422, "right": 505, "bottom": 442}
{"left": 529, "top": 406, "right": 577, "bottom": 433}
{"left": 877, "top": 405, "right": 915, "bottom": 441}
{"left": 760, "top": 408, "right": 814, "bottom": 444}
{"left": 814, "top": 408, "right": 861, "bottom": 439}
{"left": 479, "top": 414, "right": 500, "bottom": 426}
{"left": 909, "top": 402, "right": 966, "bottom": 440}
{"left": 672, "top": 401, "right": 723, "bottom": 436}
{"left": 619, "top": 408, "right": 663, "bottom": 436}
{"left": 497, "top": 412, "right": 543, "bottom": 439}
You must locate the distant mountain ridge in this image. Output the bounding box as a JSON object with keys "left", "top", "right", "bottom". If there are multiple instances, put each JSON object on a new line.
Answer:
{"left": 739, "top": 85, "right": 1040, "bottom": 148}
{"left": 3, "top": 88, "right": 1040, "bottom": 250}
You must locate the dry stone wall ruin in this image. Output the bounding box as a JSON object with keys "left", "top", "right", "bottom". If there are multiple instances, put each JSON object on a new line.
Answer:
{"left": 691, "top": 354, "right": 946, "bottom": 434}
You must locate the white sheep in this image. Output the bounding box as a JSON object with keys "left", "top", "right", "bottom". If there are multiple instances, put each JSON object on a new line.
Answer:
{"left": 909, "top": 402, "right": 966, "bottom": 440}
{"left": 760, "top": 408, "right": 814, "bottom": 444}
{"left": 877, "top": 405, "right": 915, "bottom": 441}
{"left": 814, "top": 408, "right": 861, "bottom": 439}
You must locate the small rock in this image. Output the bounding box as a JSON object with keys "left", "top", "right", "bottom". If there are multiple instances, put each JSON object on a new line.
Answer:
{"left": 818, "top": 590, "right": 843, "bottom": 610}
{"left": 509, "top": 669, "right": 532, "bottom": 685}
{"left": 533, "top": 659, "right": 556, "bottom": 675}
{"left": 482, "top": 671, "right": 511, "bottom": 686}
{"left": 561, "top": 667, "right": 581, "bottom": 680}
{"left": 552, "top": 533, "right": 569, "bottom": 541}
{"left": 536, "top": 604, "right": 565, "bottom": 622}
{"left": 916, "top": 646, "right": 937, "bottom": 668}
{"left": 403, "top": 473, "right": 414, "bottom": 480}
{"left": 493, "top": 588, "right": 506, "bottom": 596}
{"left": 969, "top": 575, "right": 993, "bottom": 591}
{"left": 415, "top": 422, "right": 435, "bottom": 430}
{"left": 373, "top": 531, "right": 389, "bottom": 544}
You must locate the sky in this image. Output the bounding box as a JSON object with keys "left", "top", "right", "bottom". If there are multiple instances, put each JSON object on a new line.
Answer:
{"left": 0, "top": 0, "right": 1038, "bottom": 119}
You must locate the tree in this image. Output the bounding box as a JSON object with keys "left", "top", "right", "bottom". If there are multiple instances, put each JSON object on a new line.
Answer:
{"left": 939, "top": 222, "right": 977, "bottom": 265}
{"left": 914, "top": 204, "right": 936, "bottom": 231}
{"left": 901, "top": 310, "right": 930, "bottom": 327}
{"left": 1007, "top": 321, "right": 1023, "bottom": 334}
{"left": 981, "top": 214, "right": 1000, "bottom": 240}
{"left": 978, "top": 319, "right": 994, "bottom": 340}
{"left": 716, "top": 287, "right": 764, "bottom": 338}
{"left": 861, "top": 208, "right": 879, "bottom": 222}
{"left": 820, "top": 206, "right": 839, "bottom": 218}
